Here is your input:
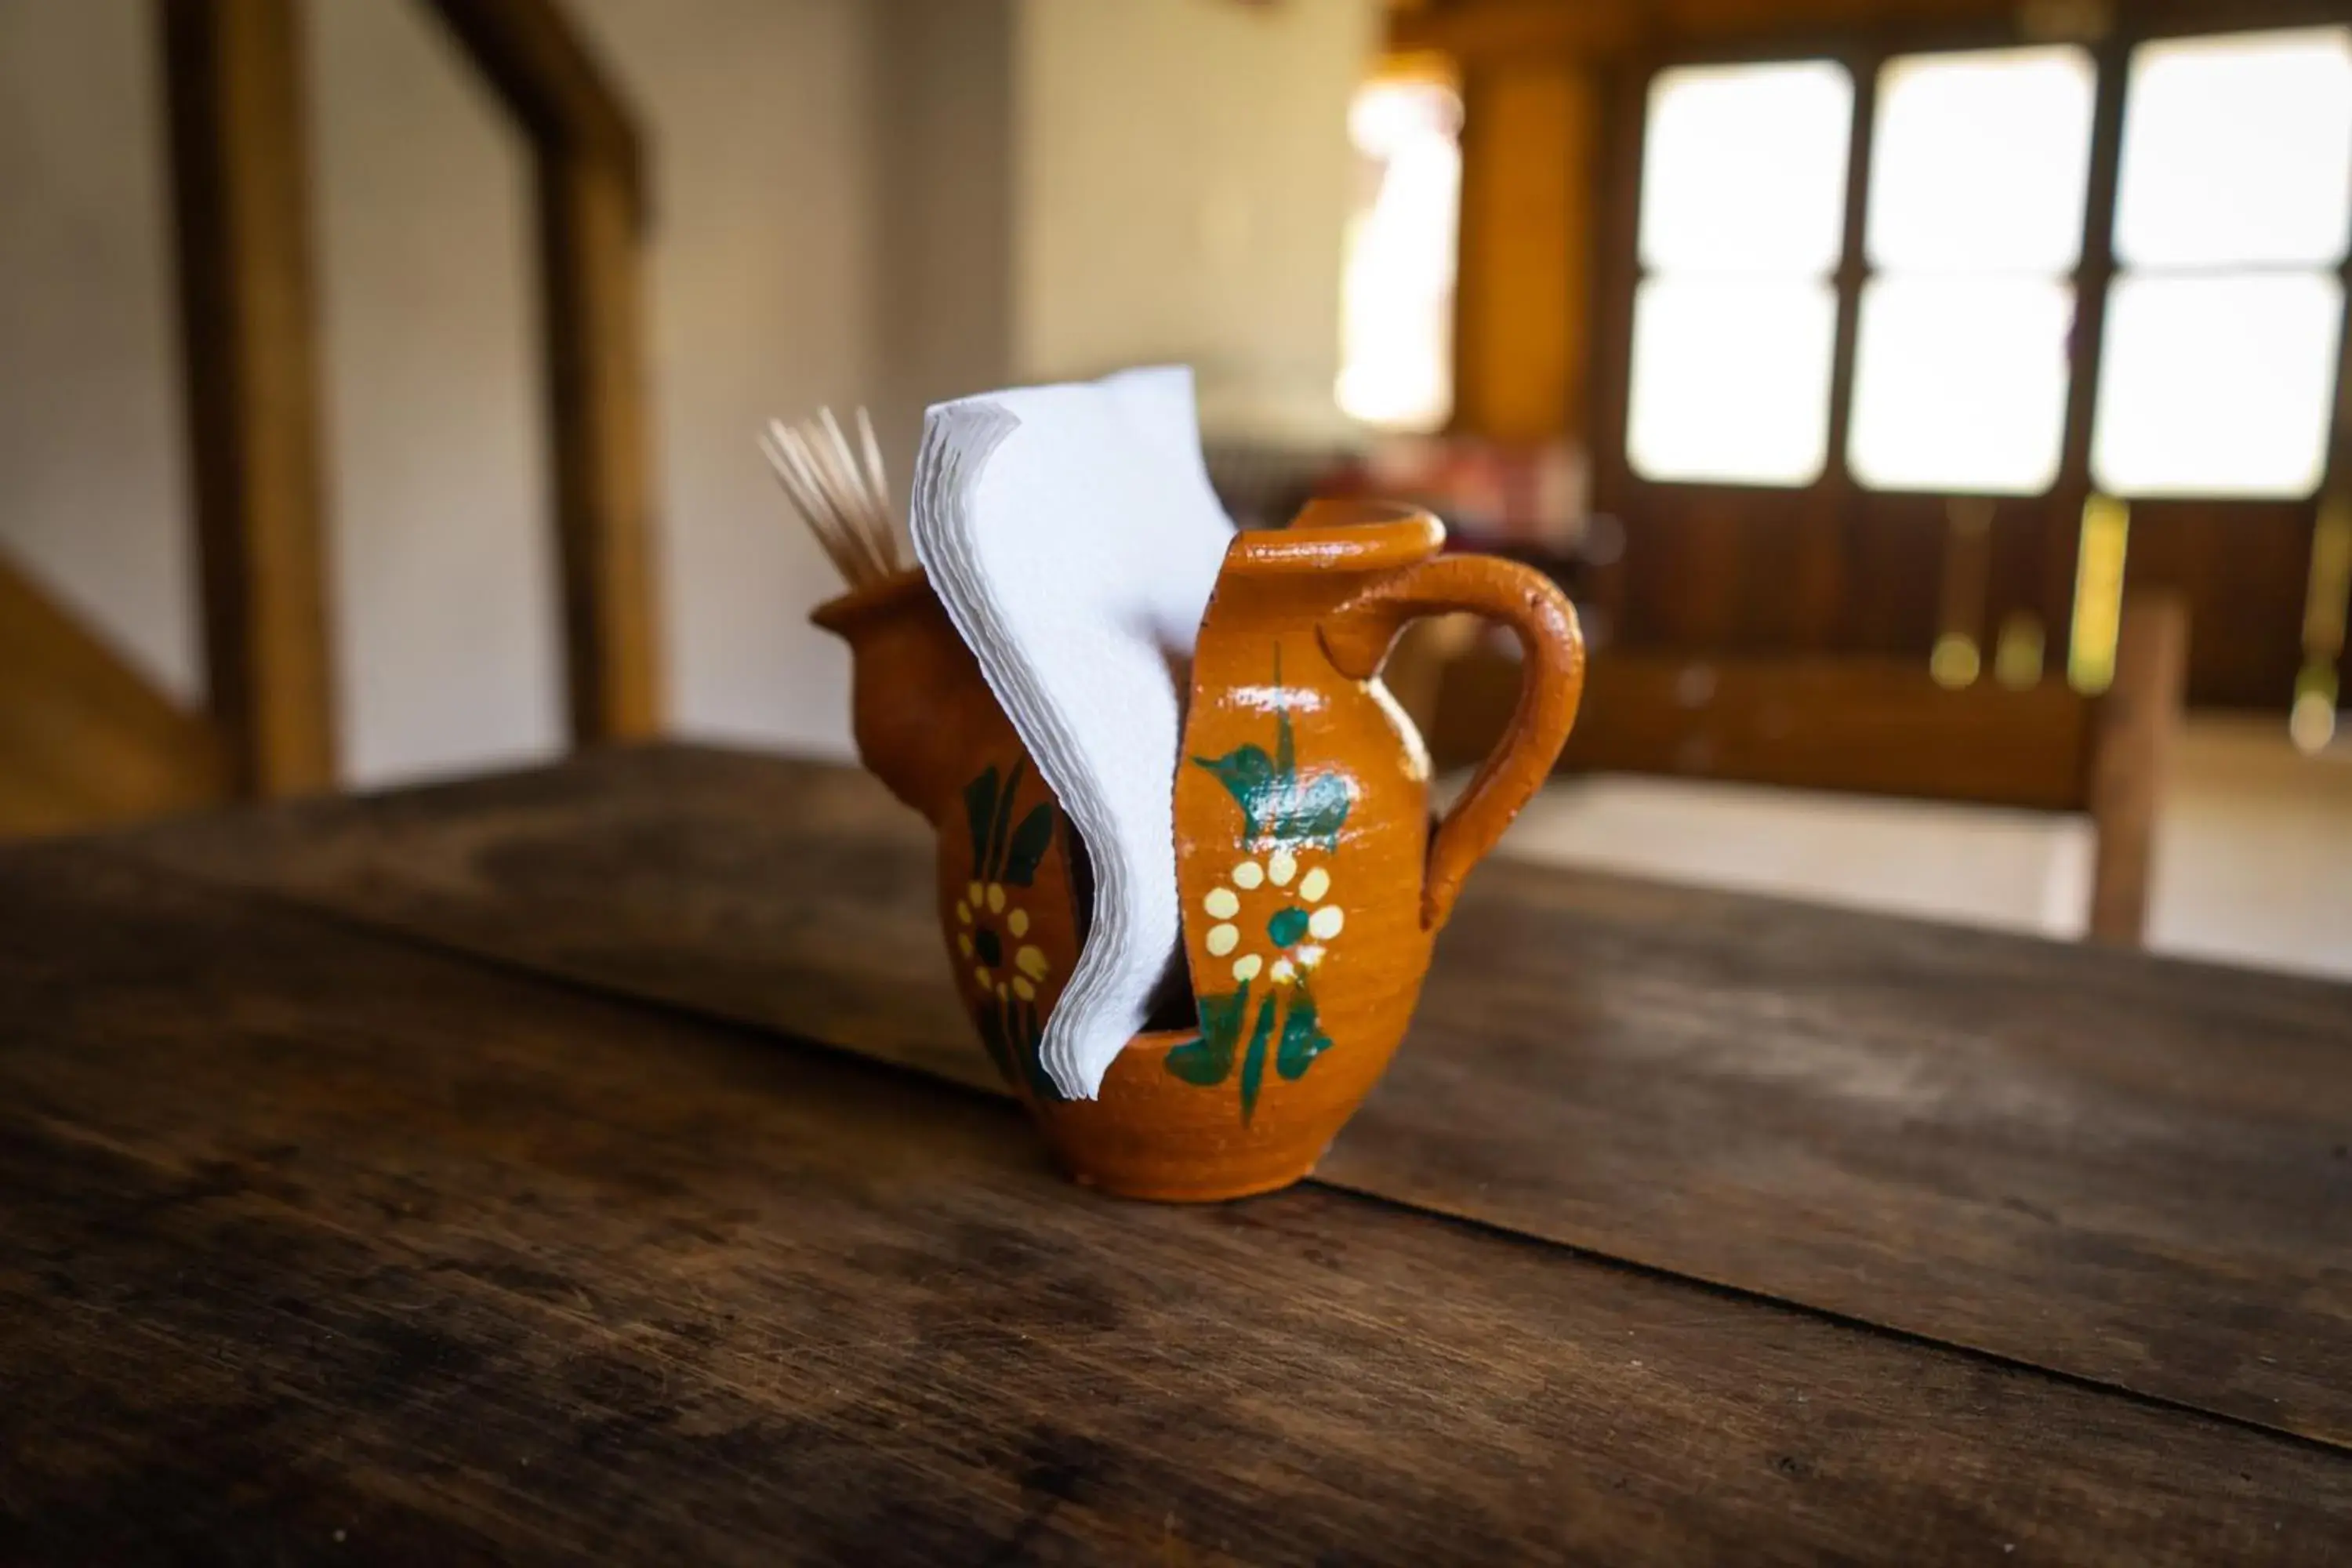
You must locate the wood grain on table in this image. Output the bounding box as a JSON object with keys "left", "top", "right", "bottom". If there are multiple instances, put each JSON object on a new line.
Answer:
{"left": 122, "top": 746, "right": 2352, "bottom": 1451}
{"left": 2, "top": 843, "right": 2347, "bottom": 1563}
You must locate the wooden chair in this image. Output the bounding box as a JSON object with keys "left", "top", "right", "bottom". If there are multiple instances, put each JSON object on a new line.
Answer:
{"left": 1413, "top": 593, "right": 2190, "bottom": 945}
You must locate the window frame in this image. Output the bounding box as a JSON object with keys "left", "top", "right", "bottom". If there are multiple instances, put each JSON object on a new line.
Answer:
{"left": 1596, "top": 5, "right": 2352, "bottom": 511}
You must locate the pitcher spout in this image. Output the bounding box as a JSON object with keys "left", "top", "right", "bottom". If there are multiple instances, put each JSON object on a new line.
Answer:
{"left": 811, "top": 568, "right": 1001, "bottom": 822}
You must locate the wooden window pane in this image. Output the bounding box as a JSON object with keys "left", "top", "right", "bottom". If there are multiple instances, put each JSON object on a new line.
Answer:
{"left": 1866, "top": 46, "right": 2094, "bottom": 274}
{"left": 1639, "top": 61, "right": 1850, "bottom": 277}
{"left": 2092, "top": 273, "right": 2343, "bottom": 498}
{"left": 1850, "top": 277, "right": 2074, "bottom": 494}
{"left": 2114, "top": 27, "right": 2352, "bottom": 270}
{"left": 1627, "top": 278, "right": 1836, "bottom": 485}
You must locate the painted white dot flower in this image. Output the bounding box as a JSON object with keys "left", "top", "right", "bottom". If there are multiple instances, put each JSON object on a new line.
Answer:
{"left": 1200, "top": 851, "right": 1344, "bottom": 988}
{"left": 957, "top": 884, "right": 1051, "bottom": 1003}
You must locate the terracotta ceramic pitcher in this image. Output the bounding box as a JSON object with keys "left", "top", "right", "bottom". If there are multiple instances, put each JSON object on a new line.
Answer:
{"left": 813, "top": 502, "right": 1584, "bottom": 1200}
{"left": 1030, "top": 500, "right": 1584, "bottom": 1199}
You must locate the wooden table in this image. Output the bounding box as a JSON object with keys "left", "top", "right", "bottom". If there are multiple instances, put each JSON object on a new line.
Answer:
{"left": 4, "top": 745, "right": 2348, "bottom": 1563}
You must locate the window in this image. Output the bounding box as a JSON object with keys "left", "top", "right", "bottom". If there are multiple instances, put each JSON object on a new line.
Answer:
{"left": 1849, "top": 47, "right": 2092, "bottom": 493}
{"left": 1625, "top": 62, "right": 1850, "bottom": 485}
{"left": 1622, "top": 26, "right": 2352, "bottom": 502}
{"left": 2092, "top": 28, "right": 2352, "bottom": 498}
{"left": 1337, "top": 75, "right": 1462, "bottom": 432}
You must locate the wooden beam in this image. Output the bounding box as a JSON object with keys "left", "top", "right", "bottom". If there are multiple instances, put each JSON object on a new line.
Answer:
{"left": 423, "top": 0, "right": 646, "bottom": 227}
{"left": 425, "top": 0, "right": 662, "bottom": 743}
{"left": 158, "top": 0, "right": 336, "bottom": 797}
{"left": 539, "top": 153, "right": 662, "bottom": 742}
{"left": 1396, "top": 0, "right": 1644, "bottom": 60}
{"left": 2085, "top": 593, "right": 2188, "bottom": 946}
{"left": 1452, "top": 60, "right": 1595, "bottom": 442}
{"left": 1397, "top": 0, "right": 2352, "bottom": 63}
{"left": 0, "top": 552, "right": 230, "bottom": 837}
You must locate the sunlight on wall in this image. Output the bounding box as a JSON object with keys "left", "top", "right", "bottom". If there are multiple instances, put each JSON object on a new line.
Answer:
{"left": 2067, "top": 494, "right": 2131, "bottom": 694}
{"left": 1335, "top": 74, "right": 1460, "bottom": 431}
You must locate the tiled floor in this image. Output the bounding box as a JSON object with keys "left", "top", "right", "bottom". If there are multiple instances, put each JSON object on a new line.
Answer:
{"left": 1484, "top": 717, "right": 2352, "bottom": 982}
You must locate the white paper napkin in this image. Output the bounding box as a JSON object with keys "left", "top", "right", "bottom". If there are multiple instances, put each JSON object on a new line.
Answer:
{"left": 909, "top": 367, "right": 1235, "bottom": 1098}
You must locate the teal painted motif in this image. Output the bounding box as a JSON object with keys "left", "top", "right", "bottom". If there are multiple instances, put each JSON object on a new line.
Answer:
{"left": 1174, "top": 655, "right": 1348, "bottom": 1123}
{"left": 964, "top": 759, "right": 1055, "bottom": 887}
{"left": 956, "top": 759, "right": 1065, "bottom": 1102}
{"left": 1189, "top": 666, "right": 1352, "bottom": 851}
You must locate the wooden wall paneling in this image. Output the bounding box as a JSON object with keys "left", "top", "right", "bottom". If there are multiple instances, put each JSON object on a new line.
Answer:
{"left": 1984, "top": 496, "right": 2054, "bottom": 678}
{"left": 2124, "top": 503, "right": 2313, "bottom": 710}
{"left": 1452, "top": 58, "right": 1594, "bottom": 443}
{"left": 158, "top": 0, "right": 336, "bottom": 798}
{"left": 0, "top": 555, "right": 231, "bottom": 837}
{"left": 2085, "top": 591, "right": 2188, "bottom": 942}
{"left": 425, "top": 0, "right": 662, "bottom": 745}
{"left": 1430, "top": 643, "right": 2093, "bottom": 806}
{"left": 1840, "top": 493, "right": 1953, "bottom": 657}
{"left": 1636, "top": 496, "right": 1766, "bottom": 647}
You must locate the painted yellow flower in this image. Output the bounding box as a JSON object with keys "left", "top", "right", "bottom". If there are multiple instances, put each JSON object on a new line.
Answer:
{"left": 1200, "top": 846, "right": 1343, "bottom": 986}
{"left": 956, "top": 881, "right": 1051, "bottom": 1002}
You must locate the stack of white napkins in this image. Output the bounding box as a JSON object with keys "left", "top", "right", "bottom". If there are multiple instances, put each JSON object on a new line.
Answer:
{"left": 909, "top": 367, "right": 1236, "bottom": 1099}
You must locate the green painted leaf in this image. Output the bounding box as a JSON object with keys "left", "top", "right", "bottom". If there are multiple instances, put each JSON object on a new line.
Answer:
{"left": 1163, "top": 1036, "right": 1229, "bottom": 1086}
{"left": 963, "top": 767, "right": 1000, "bottom": 881}
{"left": 1000, "top": 803, "right": 1056, "bottom": 887}
{"left": 1270, "top": 771, "right": 1352, "bottom": 849}
{"left": 1200, "top": 982, "right": 1253, "bottom": 1054}
{"left": 1276, "top": 985, "right": 1332, "bottom": 1081}
{"left": 1165, "top": 981, "right": 1250, "bottom": 1087}
{"left": 1239, "top": 993, "right": 1278, "bottom": 1123}
{"left": 974, "top": 996, "right": 1015, "bottom": 1087}
{"left": 1192, "top": 748, "right": 1352, "bottom": 851}
{"left": 1191, "top": 744, "right": 1279, "bottom": 838}
{"left": 983, "top": 757, "right": 1028, "bottom": 879}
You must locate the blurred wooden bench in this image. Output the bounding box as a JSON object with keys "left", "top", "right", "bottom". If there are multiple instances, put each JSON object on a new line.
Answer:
{"left": 1414, "top": 593, "right": 2190, "bottom": 945}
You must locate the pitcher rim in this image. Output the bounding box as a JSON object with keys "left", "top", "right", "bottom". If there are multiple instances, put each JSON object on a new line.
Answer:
{"left": 1225, "top": 504, "right": 1446, "bottom": 576}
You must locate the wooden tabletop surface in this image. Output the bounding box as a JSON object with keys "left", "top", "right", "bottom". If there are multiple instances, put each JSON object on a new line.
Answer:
{"left": 5, "top": 743, "right": 2349, "bottom": 1563}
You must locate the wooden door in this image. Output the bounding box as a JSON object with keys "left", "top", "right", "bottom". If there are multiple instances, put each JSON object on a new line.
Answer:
{"left": 1581, "top": 2, "right": 2352, "bottom": 713}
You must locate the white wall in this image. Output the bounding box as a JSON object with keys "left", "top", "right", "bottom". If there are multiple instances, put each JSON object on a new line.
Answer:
{"left": 1013, "top": 0, "right": 1378, "bottom": 441}
{"left": 0, "top": 0, "right": 195, "bottom": 705}
{"left": 311, "top": 0, "right": 561, "bottom": 785}
{"left": 0, "top": 0, "right": 880, "bottom": 787}
{"left": 572, "top": 0, "right": 879, "bottom": 764}
{"left": 872, "top": 0, "right": 1016, "bottom": 472}
{"left": 0, "top": 0, "right": 1372, "bottom": 789}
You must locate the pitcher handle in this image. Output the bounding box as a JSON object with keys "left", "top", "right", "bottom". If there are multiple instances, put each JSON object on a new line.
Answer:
{"left": 1319, "top": 554, "right": 1585, "bottom": 931}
